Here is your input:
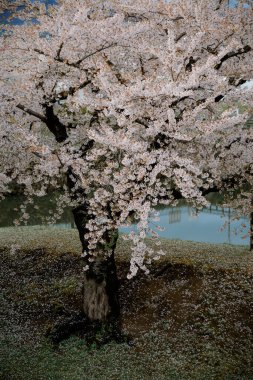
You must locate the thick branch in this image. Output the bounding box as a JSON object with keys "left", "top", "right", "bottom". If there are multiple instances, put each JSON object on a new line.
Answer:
{"left": 215, "top": 45, "right": 251, "bottom": 70}
{"left": 16, "top": 104, "right": 47, "bottom": 123}
{"left": 16, "top": 103, "right": 68, "bottom": 143}
{"left": 44, "top": 105, "right": 68, "bottom": 143}
{"left": 170, "top": 96, "right": 189, "bottom": 108}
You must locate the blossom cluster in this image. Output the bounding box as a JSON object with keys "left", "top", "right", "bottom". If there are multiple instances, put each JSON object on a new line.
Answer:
{"left": 0, "top": 0, "right": 252, "bottom": 276}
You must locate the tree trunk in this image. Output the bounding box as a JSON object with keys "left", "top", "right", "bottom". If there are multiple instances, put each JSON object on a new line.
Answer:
{"left": 72, "top": 203, "right": 122, "bottom": 343}
{"left": 250, "top": 207, "right": 253, "bottom": 251}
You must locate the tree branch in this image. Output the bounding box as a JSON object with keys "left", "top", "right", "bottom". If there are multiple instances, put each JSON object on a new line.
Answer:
{"left": 33, "top": 48, "right": 83, "bottom": 69}
{"left": 34, "top": 43, "right": 116, "bottom": 70}
{"left": 103, "top": 54, "right": 126, "bottom": 85}
{"left": 16, "top": 104, "right": 47, "bottom": 123}
{"left": 16, "top": 103, "right": 69, "bottom": 143}
{"left": 170, "top": 96, "right": 189, "bottom": 108}
{"left": 147, "top": 11, "right": 184, "bottom": 21}
{"left": 139, "top": 57, "right": 145, "bottom": 76}
{"left": 44, "top": 105, "right": 68, "bottom": 143}
{"left": 49, "top": 79, "right": 92, "bottom": 102}
{"left": 215, "top": 45, "right": 251, "bottom": 70}
{"left": 185, "top": 56, "right": 200, "bottom": 72}
{"left": 72, "top": 43, "right": 117, "bottom": 67}
{"left": 56, "top": 42, "right": 64, "bottom": 60}
{"left": 175, "top": 32, "right": 186, "bottom": 43}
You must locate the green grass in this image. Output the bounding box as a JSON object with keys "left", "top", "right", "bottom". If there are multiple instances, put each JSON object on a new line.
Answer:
{"left": 0, "top": 225, "right": 252, "bottom": 271}
{"left": 1, "top": 329, "right": 252, "bottom": 380}
{"left": 0, "top": 337, "right": 185, "bottom": 380}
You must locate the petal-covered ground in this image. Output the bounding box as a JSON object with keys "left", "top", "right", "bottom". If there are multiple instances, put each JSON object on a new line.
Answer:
{"left": 0, "top": 227, "right": 253, "bottom": 380}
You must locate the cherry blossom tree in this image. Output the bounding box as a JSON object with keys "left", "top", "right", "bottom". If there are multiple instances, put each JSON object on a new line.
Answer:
{"left": 0, "top": 0, "right": 252, "bottom": 338}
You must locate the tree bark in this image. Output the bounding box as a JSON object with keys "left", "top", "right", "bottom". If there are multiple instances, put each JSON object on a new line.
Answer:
{"left": 250, "top": 199, "right": 253, "bottom": 251}
{"left": 72, "top": 203, "right": 122, "bottom": 343}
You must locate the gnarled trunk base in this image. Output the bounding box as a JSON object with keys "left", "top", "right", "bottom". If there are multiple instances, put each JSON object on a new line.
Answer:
{"left": 81, "top": 254, "right": 122, "bottom": 344}
{"left": 73, "top": 203, "right": 123, "bottom": 345}
{"left": 47, "top": 249, "right": 123, "bottom": 346}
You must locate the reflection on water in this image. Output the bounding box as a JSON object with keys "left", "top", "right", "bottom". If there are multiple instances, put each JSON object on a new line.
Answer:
{"left": 121, "top": 204, "right": 250, "bottom": 246}
{"left": 0, "top": 194, "right": 250, "bottom": 246}
{"left": 0, "top": 194, "right": 74, "bottom": 228}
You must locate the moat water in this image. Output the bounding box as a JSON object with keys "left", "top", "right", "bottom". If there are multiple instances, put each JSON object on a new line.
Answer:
{"left": 0, "top": 194, "right": 250, "bottom": 247}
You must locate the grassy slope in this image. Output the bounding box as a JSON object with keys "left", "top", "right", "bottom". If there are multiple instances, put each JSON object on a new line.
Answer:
{"left": 0, "top": 226, "right": 253, "bottom": 380}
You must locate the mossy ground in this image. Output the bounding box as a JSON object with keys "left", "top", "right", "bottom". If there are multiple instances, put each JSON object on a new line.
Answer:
{"left": 0, "top": 226, "right": 253, "bottom": 380}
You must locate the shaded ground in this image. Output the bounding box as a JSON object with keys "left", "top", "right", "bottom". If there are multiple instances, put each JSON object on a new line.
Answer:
{"left": 0, "top": 227, "right": 253, "bottom": 380}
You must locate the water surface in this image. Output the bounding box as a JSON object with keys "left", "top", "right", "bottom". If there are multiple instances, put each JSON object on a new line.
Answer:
{"left": 0, "top": 194, "right": 250, "bottom": 246}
